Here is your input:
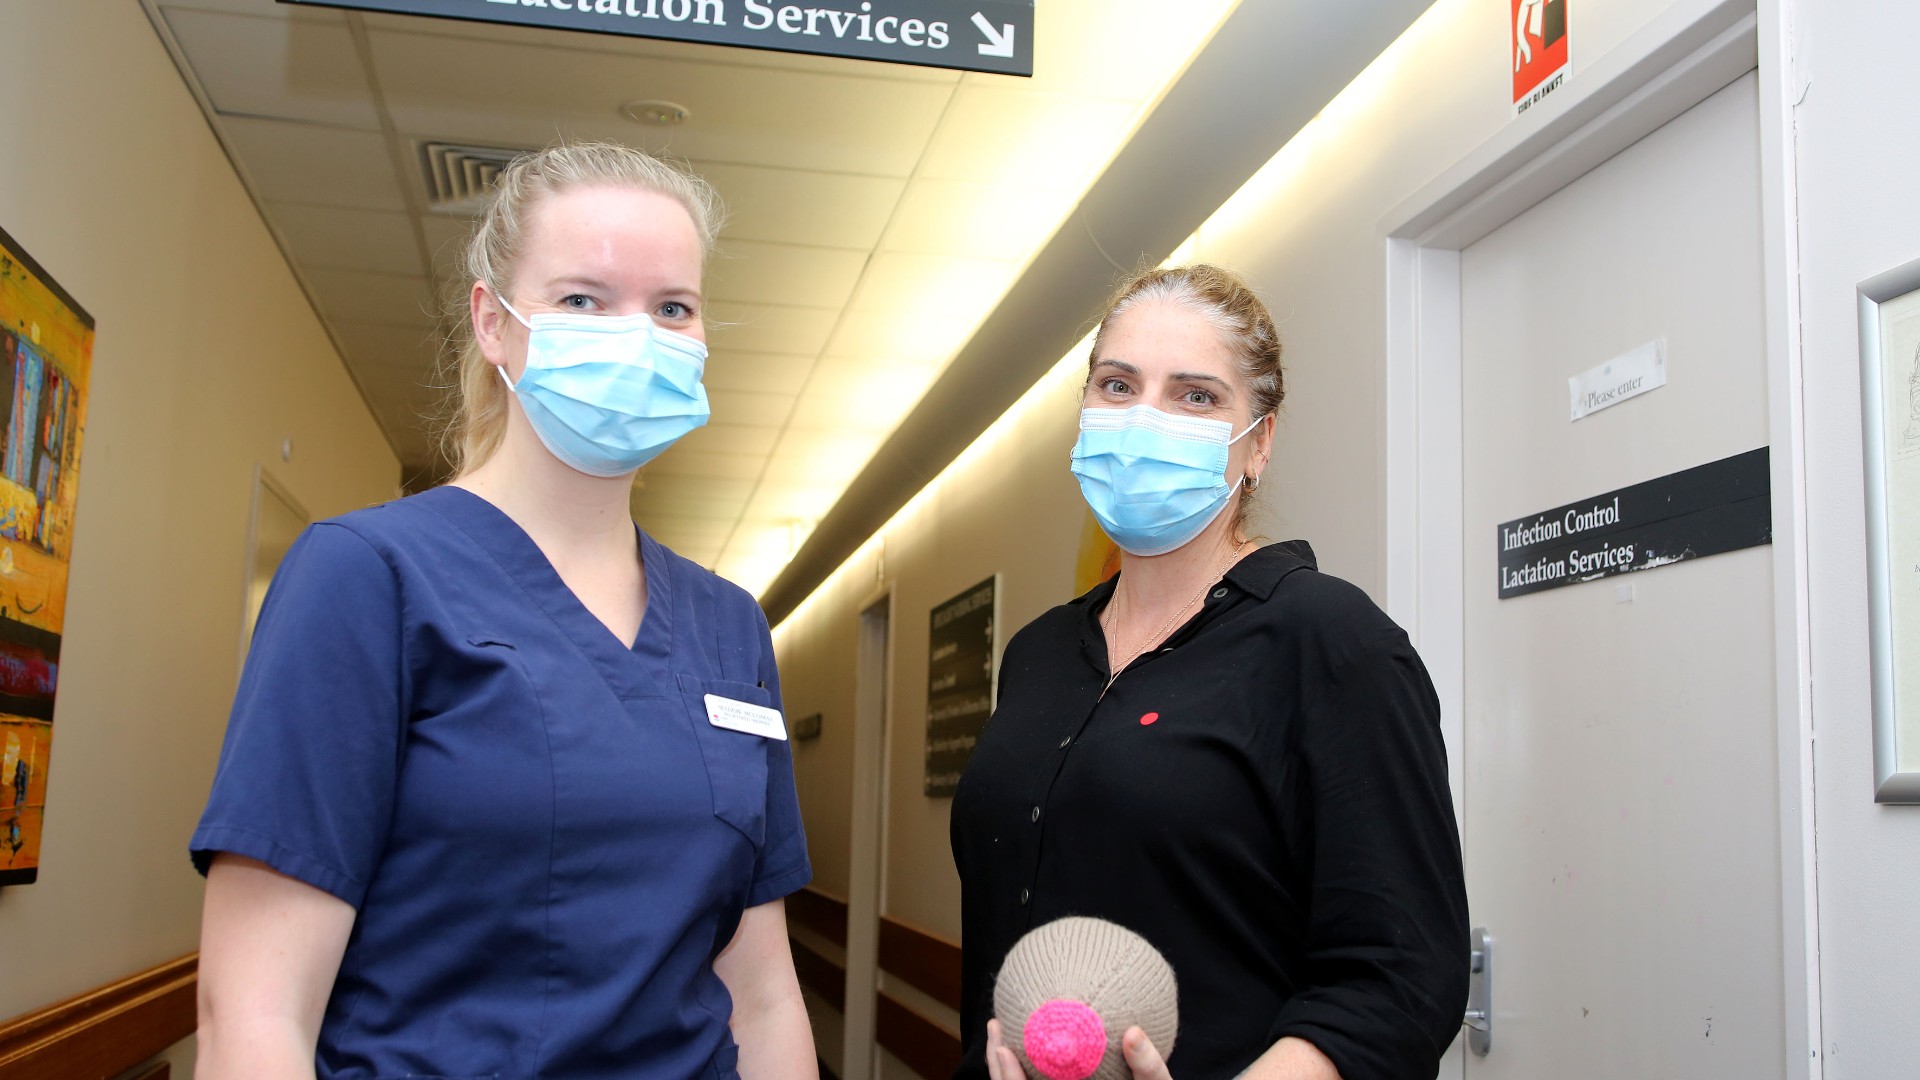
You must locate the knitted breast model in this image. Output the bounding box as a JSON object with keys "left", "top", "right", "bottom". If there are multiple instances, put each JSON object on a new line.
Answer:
{"left": 993, "top": 917, "right": 1178, "bottom": 1080}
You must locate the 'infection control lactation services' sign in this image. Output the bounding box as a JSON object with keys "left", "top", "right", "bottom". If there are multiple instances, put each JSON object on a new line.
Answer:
{"left": 1495, "top": 448, "right": 1771, "bottom": 599}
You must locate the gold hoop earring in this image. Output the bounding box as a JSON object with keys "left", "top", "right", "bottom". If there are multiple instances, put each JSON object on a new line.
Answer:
{"left": 1246, "top": 473, "right": 1261, "bottom": 492}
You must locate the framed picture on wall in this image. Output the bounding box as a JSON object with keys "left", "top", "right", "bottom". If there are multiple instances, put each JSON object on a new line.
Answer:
{"left": 1859, "top": 258, "right": 1920, "bottom": 802}
{"left": 0, "top": 225, "right": 95, "bottom": 885}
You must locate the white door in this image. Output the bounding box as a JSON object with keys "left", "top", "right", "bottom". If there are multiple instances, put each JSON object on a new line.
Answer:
{"left": 1457, "top": 71, "right": 1783, "bottom": 1079}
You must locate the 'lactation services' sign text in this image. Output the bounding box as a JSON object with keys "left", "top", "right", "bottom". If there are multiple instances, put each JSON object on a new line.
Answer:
{"left": 282, "top": 0, "right": 1035, "bottom": 76}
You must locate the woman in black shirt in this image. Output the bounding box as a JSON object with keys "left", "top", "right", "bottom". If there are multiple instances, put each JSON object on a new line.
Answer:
{"left": 950, "top": 265, "right": 1468, "bottom": 1080}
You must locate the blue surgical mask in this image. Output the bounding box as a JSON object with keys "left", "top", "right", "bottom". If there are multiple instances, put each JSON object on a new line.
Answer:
{"left": 496, "top": 295, "right": 710, "bottom": 477}
{"left": 1070, "top": 404, "right": 1268, "bottom": 556}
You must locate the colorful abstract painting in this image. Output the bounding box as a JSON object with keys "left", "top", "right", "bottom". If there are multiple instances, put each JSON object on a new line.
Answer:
{"left": 0, "top": 225, "right": 92, "bottom": 887}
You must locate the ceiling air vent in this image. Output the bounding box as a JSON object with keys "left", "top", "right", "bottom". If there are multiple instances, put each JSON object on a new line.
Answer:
{"left": 420, "top": 142, "right": 529, "bottom": 214}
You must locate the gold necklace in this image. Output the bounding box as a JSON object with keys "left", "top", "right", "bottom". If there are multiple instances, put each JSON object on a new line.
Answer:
{"left": 1102, "top": 539, "right": 1252, "bottom": 689}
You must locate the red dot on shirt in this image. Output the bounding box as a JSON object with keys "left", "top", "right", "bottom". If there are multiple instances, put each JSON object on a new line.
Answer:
{"left": 1139, "top": 712, "right": 1160, "bottom": 726}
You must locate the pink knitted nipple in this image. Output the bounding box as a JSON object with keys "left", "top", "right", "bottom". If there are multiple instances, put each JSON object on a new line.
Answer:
{"left": 993, "top": 916, "right": 1179, "bottom": 1080}
{"left": 1022, "top": 999, "right": 1108, "bottom": 1080}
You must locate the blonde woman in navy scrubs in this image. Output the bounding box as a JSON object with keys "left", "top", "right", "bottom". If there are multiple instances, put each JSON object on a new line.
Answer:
{"left": 190, "top": 143, "right": 815, "bottom": 1079}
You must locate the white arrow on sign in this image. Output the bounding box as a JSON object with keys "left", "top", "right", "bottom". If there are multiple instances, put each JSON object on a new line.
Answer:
{"left": 971, "top": 11, "right": 1016, "bottom": 58}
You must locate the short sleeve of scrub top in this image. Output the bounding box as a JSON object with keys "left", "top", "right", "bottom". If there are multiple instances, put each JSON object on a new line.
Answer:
{"left": 192, "top": 487, "right": 811, "bottom": 1080}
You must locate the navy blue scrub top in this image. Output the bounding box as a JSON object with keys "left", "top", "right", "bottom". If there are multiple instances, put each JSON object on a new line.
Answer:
{"left": 191, "top": 486, "right": 810, "bottom": 1080}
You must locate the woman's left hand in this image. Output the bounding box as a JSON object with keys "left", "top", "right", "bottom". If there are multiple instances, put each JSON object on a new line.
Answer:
{"left": 985, "top": 1019, "right": 1175, "bottom": 1080}
{"left": 984, "top": 1019, "right": 1023, "bottom": 1080}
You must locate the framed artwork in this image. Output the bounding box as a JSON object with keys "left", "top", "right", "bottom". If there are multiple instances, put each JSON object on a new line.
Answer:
{"left": 0, "top": 225, "right": 94, "bottom": 885}
{"left": 1859, "top": 258, "right": 1920, "bottom": 802}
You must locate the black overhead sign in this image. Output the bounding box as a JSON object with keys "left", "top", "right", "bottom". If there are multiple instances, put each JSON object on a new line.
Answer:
{"left": 283, "top": 0, "right": 1034, "bottom": 76}
{"left": 924, "top": 576, "right": 996, "bottom": 797}
{"left": 1496, "top": 448, "right": 1772, "bottom": 599}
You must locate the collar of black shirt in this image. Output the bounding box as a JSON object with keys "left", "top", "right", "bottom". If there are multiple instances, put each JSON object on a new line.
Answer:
{"left": 1072, "top": 540, "right": 1320, "bottom": 669}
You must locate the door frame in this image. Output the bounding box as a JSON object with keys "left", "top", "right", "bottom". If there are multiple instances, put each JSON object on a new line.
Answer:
{"left": 1378, "top": 0, "right": 1818, "bottom": 1073}
{"left": 844, "top": 588, "right": 894, "bottom": 1080}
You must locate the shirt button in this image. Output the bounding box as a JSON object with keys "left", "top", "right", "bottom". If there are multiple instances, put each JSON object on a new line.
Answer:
{"left": 1058, "top": 736, "right": 1071, "bottom": 749}
{"left": 1211, "top": 586, "right": 1229, "bottom": 599}
{"left": 1019, "top": 887, "right": 1031, "bottom": 905}
{"left": 1030, "top": 805, "right": 1042, "bottom": 823}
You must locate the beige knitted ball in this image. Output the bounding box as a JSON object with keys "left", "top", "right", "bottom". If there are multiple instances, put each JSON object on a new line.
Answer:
{"left": 993, "top": 917, "right": 1179, "bottom": 1080}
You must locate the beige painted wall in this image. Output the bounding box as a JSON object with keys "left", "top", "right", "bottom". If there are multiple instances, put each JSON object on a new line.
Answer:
{"left": 0, "top": 0, "right": 397, "bottom": 1028}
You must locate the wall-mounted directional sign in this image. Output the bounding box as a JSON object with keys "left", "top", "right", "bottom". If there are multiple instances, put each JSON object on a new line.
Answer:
{"left": 282, "top": 0, "right": 1034, "bottom": 76}
{"left": 925, "top": 575, "right": 996, "bottom": 797}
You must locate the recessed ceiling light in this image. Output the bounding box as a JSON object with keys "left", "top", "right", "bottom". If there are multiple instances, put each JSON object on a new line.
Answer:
{"left": 621, "top": 99, "right": 691, "bottom": 126}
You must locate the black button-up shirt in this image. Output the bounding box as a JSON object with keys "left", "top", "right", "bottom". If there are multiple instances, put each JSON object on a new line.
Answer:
{"left": 950, "top": 542, "right": 1467, "bottom": 1080}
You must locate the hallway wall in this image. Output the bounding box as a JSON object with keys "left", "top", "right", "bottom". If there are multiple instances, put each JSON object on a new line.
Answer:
{"left": 0, "top": 0, "right": 399, "bottom": 1052}
{"left": 1789, "top": 0, "right": 1920, "bottom": 1073}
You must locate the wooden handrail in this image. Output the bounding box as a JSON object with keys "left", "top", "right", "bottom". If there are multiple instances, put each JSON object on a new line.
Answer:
{"left": 787, "top": 886, "right": 849, "bottom": 947}
{"left": 0, "top": 954, "right": 197, "bottom": 1080}
{"left": 789, "top": 936, "right": 847, "bottom": 1011}
{"left": 876, "top": 991, "right": 962, "bottom": 1080}
{"left": 878, "top": 915, "right": 961, "bottom": 1012}
{"left": 787, "top": 887, "right": 965, "bottom": 1080}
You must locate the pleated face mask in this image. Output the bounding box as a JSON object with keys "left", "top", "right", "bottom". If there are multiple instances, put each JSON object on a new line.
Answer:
{"left": 495, "top": 295, "right": 711, "bottom": 477}
{"left": 1070, "top": 404, "right": 1267, "bottom": 556}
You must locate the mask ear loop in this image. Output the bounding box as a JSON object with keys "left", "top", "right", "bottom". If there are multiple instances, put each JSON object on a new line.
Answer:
{"left": 1235, "top": 413, "right": 1273, "bottom": 491}
{"left": 487, "top": 286, "right": 530, "bottom": 391}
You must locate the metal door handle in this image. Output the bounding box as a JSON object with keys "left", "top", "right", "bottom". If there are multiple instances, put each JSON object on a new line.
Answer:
{"left": 1463, "top": 927, "right": 1492, "bottom": 1055}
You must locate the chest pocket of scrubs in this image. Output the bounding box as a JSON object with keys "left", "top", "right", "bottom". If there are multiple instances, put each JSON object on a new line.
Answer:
{"left": 676, "top": 673, "right": 772, "bottom": 848}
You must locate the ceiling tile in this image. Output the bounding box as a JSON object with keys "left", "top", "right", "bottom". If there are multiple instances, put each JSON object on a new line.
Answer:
{"left": 637, "top": 514, "right": 737, "bottom": 545}
{"left": 164, "top": 7, "right": 381, "bottom": 129}
{"left": 674, "top": 422, "right": 781, "bottom": 458}
{"left": 879, "top": 179, "right": 1075, "bottom": 260}
{"left": 698, "top": 162, "right": 902, "bottom": 250}
{"left": 368, "top": 30, "right": 953, "bottom": 175}
{"left": 843, "top": 252, "right": 1015, "bottom": 329}
{"left": 758, "top": 428, "right": 887, "bottom": 481}
{"left": 630, "top": 472, "right": 757, "bottom": 514}
{"left": 332, "top": 319, "right": 444, "bottom": 372}
{"left": 822, "top": 306, "right": 974, "bottom": 367}
{"left": 643, "top": 451, "right": 766, "bottom": 481}
{"left": 915, "top": 86, "right": 1137, "bottom": 187}
{"left": 736, "top": 481, "right": 848, "bottom": 522}
{"left": 707, "top": 241, "right": 866, "bottom": 309}
{"left": 421, "top": 213, "right": 478, "bottom": 285}
{"left": 305, "top": 268, "right": 440, "bottom": 328}
{"left": 629, "top": 492, "right": 741, "bottom": 525}
{"left": 221, "top": 116, "right": 409, "bottom": 211}
{"left": 703, "top": 349, "right": 814, "bottom": 395}
{"left": 786, "top": 357, "right": 937, "bottom": 432}
{"left": 352, "top": 359, "right": 445, "bottom": 401}
{"left": 269, "top": 203, "right": 425, "bottom": 275}
{"left": 705, "top": 302, "right": 838, "bottom": 355}
{"left": 160, "top": 0, "right": 342, "bottom": 23}
{"left": 711, "top": 559, "right": 778, "bottom": 597}
{"left": 703, "top": 389, "right": 794, "bottom": 428}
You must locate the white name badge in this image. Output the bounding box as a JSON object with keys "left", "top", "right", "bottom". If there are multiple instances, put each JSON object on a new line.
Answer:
{"left": 704, "top": 694, "right": 788, "bottom": 741}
